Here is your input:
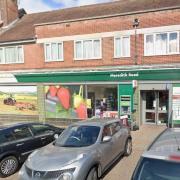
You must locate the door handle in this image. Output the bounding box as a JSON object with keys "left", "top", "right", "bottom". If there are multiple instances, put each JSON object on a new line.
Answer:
{"left": 16, "top": 143, "right": 24, "bottom": 147}
{"left": 41, "top": 137, "right": 46, "bottom": 140}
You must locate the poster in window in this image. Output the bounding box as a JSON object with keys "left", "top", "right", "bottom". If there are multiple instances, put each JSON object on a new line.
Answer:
{"left": 0, "top": 86, "right": 38, "bottom": 115}
{"left": 45, "top": 85, "right": 87, "bottom": 119}
{"left": 173, "top": 86, "right": 180, "bottom": 120}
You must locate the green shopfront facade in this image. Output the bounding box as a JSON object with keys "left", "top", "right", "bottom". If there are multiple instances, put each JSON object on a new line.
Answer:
{"left": 2, "top": 68, "right": 180, "bottom": 126}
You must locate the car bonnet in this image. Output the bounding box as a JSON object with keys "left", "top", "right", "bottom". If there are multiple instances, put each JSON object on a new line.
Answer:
{"left": 25, "top": 143, "right": 92, "bottom": 171}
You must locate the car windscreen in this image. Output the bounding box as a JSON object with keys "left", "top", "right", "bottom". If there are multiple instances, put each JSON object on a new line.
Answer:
{"left": 55, "top": 125, "right": 100, "bottom": 147}
{"left": 133, "top": 157, "right": 180, "bottom": 180}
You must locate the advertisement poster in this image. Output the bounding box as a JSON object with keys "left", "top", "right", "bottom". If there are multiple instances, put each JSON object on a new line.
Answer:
{"left": 173, "top": 86, "right": 180, "bottom": 120}
{"left": 0, "top": 86, "right": 38, "bottom": 115}
{"left": 45, "top": 85, "right": 87, "bottom": 119}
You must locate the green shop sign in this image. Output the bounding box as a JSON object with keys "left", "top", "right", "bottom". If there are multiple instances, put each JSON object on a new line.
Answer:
{"left": 15, "top": 68, "right": 180, "bottom": 83}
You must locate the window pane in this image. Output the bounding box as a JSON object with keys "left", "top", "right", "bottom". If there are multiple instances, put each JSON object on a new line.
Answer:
{"left": 93, "top": 40, "right": 101, "bottom": 58}
{"left": 5, "top": 47, "right": 16, "bottom": 63}
{"left": 122, "top": 37, "right": 130, "bottom": 57}
{"left": 45, "top": 44, "right": 51, "bottom": 61}
{"left": 0, "top": 48, "right": 3, "bottom": 63}
{"left": 75, "top": 41, "right": 82, "bottom": 59}
{"left": 12, "top": 127, "right": 32, "bottom": 140}
{"left": 31, "top": 124, "right": 52, "bottom": 136}
{"left": 17, "top": 46, "right": 23, "bottom": 62}
{"left": 155, "top": 33, "right": 167, "bottom": 55}
{"left": 169, "top": 32, "right": 178, "bottom": 53}
{"left": 145, "top": 35, "right": 154, "bottom": 55}
{"left": 115, "top": 38, "right": 121, "bottom": 57}
{"left": 58, "top": 43, "right": 63, "bottom": 60}
{"left": 83, "top": 40, "right": 92, "bottom": 59}
{"left": 0, "top": 132, "right": 15, "bottom": 144}
{"left": 51, "top": 43, "right": 58, "bottom": 60}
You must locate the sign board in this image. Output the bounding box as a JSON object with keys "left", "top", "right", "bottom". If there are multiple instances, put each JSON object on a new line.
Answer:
{"left": 173, "top": 86, "right": 180, "bottom": 121}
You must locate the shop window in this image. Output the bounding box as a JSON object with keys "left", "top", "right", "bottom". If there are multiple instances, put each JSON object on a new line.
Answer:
{"left": 74, "top": 39, "right": 101, "bottom": 60}
{"left": 0, "top": 46, "right": 24, "bottom": 64}
{"left": 144, "top": 32, "right": 179, "bottom": 56}
{"left": 44, "top": 42, "right": 63, "bottom": 62}
{"left": 87, "top": 85, "right": 118, "bottom": 118}
{"left": 114, "top": 36, "right": 130, "bottom": 58}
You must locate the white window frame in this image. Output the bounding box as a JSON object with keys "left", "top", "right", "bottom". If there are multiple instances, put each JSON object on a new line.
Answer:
{"left": 0, "top": 10, "right": 2, "bottom": 21}
{"left": 0, "top": 45, "right": 24, "bottom": 64}
{"left": 0, "top": 47, "right": 5, "bottom": 64}
{"left": 114, "top": 36, "right": 131, "bottom": 58}
{"left": 144, "top": 31, "right": 179, "bottom": 56}
{"left": 44, "top": 42, "right": 64, "bottom": 62}
{"left": 74, "top": 39, "right": 102, "bottom": 60}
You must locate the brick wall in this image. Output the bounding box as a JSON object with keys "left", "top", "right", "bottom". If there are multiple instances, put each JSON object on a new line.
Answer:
{"left": 1, "top": 9, "right": 180, "bottom": 71}
{"left": 6, "top": 0, "right": 18, "bottom": 25}
{"left": 0, "top": 0, "right": 18, "bottom": 27}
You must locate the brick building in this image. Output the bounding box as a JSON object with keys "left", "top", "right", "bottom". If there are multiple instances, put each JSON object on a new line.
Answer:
{"left": 0, "top": 0, "right": 180, "bottom": 126}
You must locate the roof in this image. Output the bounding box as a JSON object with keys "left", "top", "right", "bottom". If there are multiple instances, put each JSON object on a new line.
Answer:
{"left": 0, "top": 0, "right": 180, "bottom": 43}
{"left": 142, "top": 128, "right": 180, "bottom": 159}
{"left": 0, "top": 122, "right": 51, "bottom": 131}
{"left": 73, "top": 118, "right": 120, "bottom": 127}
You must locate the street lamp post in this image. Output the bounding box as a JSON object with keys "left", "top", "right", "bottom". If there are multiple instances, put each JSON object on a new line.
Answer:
{"left": 133, "top": 18, "right": 139, "bottom": 65}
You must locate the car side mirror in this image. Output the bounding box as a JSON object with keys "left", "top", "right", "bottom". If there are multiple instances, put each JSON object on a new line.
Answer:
{"left": 102, "top": 136, "right": 112, "bottom": 143}
{"left": 54, "top": 134, "right": 59, "bottom": 139}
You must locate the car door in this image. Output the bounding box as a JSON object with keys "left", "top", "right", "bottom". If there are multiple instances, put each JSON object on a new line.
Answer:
{"left": 0, "top": 129, "right": 17, "bottom": 159}
{"left": 30, "top": 124, "right": 55, "bottom": 146}
{"left": 112, "top": 121, "right": 127, "bottom": 155}
{"left": 10, "top": 125, "right": 35, "bottom": 163}
{"left": 99, "top": 124, "right": 114, "bottom": 170}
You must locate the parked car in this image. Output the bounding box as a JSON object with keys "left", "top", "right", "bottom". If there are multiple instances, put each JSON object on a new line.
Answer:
{"left": 132, "top": 128, "right": 180, "bottom": 180}
{"left": 0, "top": 122, "right": 64, "bottom": 177}
{"left": 19, "top": 118, "right": 132, "bottom": 180}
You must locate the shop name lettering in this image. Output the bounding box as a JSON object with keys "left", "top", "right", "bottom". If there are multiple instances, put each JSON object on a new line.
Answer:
{"left": 110, "top": 72, "right": 139, "bottom": 78}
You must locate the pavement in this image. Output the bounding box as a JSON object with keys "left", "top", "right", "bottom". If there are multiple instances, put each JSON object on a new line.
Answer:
{"left": 5, "top": 124, "right": 166, "bottom": 180}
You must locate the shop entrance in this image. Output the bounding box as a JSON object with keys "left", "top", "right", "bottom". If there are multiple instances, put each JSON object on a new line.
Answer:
{"left": 142, "top": 91, "right": 169, "bottom": 125}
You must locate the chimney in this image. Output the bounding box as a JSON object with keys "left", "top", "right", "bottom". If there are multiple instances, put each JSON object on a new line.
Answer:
{"left": 0, "top": 0, "right": 18, "bottom": 27}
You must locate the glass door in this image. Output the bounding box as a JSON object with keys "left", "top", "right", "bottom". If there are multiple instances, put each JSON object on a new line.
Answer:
{"left": 144, "top": 91, "right": 156, "bottom": 124}
{"left": 142, "top": 91, "right": 168, "bottom": 125}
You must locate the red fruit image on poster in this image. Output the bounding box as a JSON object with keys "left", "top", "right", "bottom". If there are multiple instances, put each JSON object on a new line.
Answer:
{"left": 57, "top": 87, "right": 70, "bottom": 110}
{"left": 49, "top": 86, "right": 58, "bottom": 97}
{"left": 76, "top": 103, "right": 87, "bottom": 119}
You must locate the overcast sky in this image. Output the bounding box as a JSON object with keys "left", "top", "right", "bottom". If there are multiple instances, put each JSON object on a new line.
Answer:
{"left": 18, "top": 0, "right": 114, "bottom": 14}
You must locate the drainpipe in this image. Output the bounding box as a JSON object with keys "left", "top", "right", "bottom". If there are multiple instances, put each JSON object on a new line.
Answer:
{"left": 133, "top": 18, "right": 139, "bottom": 65}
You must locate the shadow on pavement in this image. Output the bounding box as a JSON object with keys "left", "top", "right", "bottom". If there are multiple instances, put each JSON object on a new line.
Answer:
{"left": 101, "top": 155, "right": 124, "bottom": 179}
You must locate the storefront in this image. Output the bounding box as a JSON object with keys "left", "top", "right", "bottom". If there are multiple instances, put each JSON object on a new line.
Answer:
{"left": 1, "top": 68, "right": 180, "bottom": 126}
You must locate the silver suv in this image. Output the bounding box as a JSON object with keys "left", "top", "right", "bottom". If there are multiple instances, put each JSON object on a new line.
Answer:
{"left": 19, "top": 118, "right": 132, "bottom": 180}
{"left": 132, "top": 128, "right": 180, "bottom": 180}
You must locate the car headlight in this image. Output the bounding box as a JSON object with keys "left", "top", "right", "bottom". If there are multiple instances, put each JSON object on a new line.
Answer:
{"left": 58, "top": 172, "right": 73, "bottom": 180}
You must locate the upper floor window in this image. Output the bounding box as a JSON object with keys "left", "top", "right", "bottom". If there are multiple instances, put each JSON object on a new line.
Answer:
{"left": 74, "top": 39, "right": 101, "bottom": 60}
{"left": 144, "top": 32, "right": 179, "bottom": 56}
{"left": 0, "top": 46, "right": 24, "bottom": 64}
{"left": 114, "top": 36, "right": 130, "bottom": 58}
{"left": 44, "top": 42, "right": 63, "bottom": 62}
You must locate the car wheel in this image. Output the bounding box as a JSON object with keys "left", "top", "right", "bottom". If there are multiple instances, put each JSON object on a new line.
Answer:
{"left": 0, "top": 156, "right": 19, "bottom": 177}
{"left": 86, "top": 167, "right": 98, "bottom": 180}
{"left": 124, "top": 138, "right": 132, "bottom": 156}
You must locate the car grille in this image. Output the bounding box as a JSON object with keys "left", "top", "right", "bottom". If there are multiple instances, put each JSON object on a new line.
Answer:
{"left": 25, "top": 165, "right": 75, "bottom": 179}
